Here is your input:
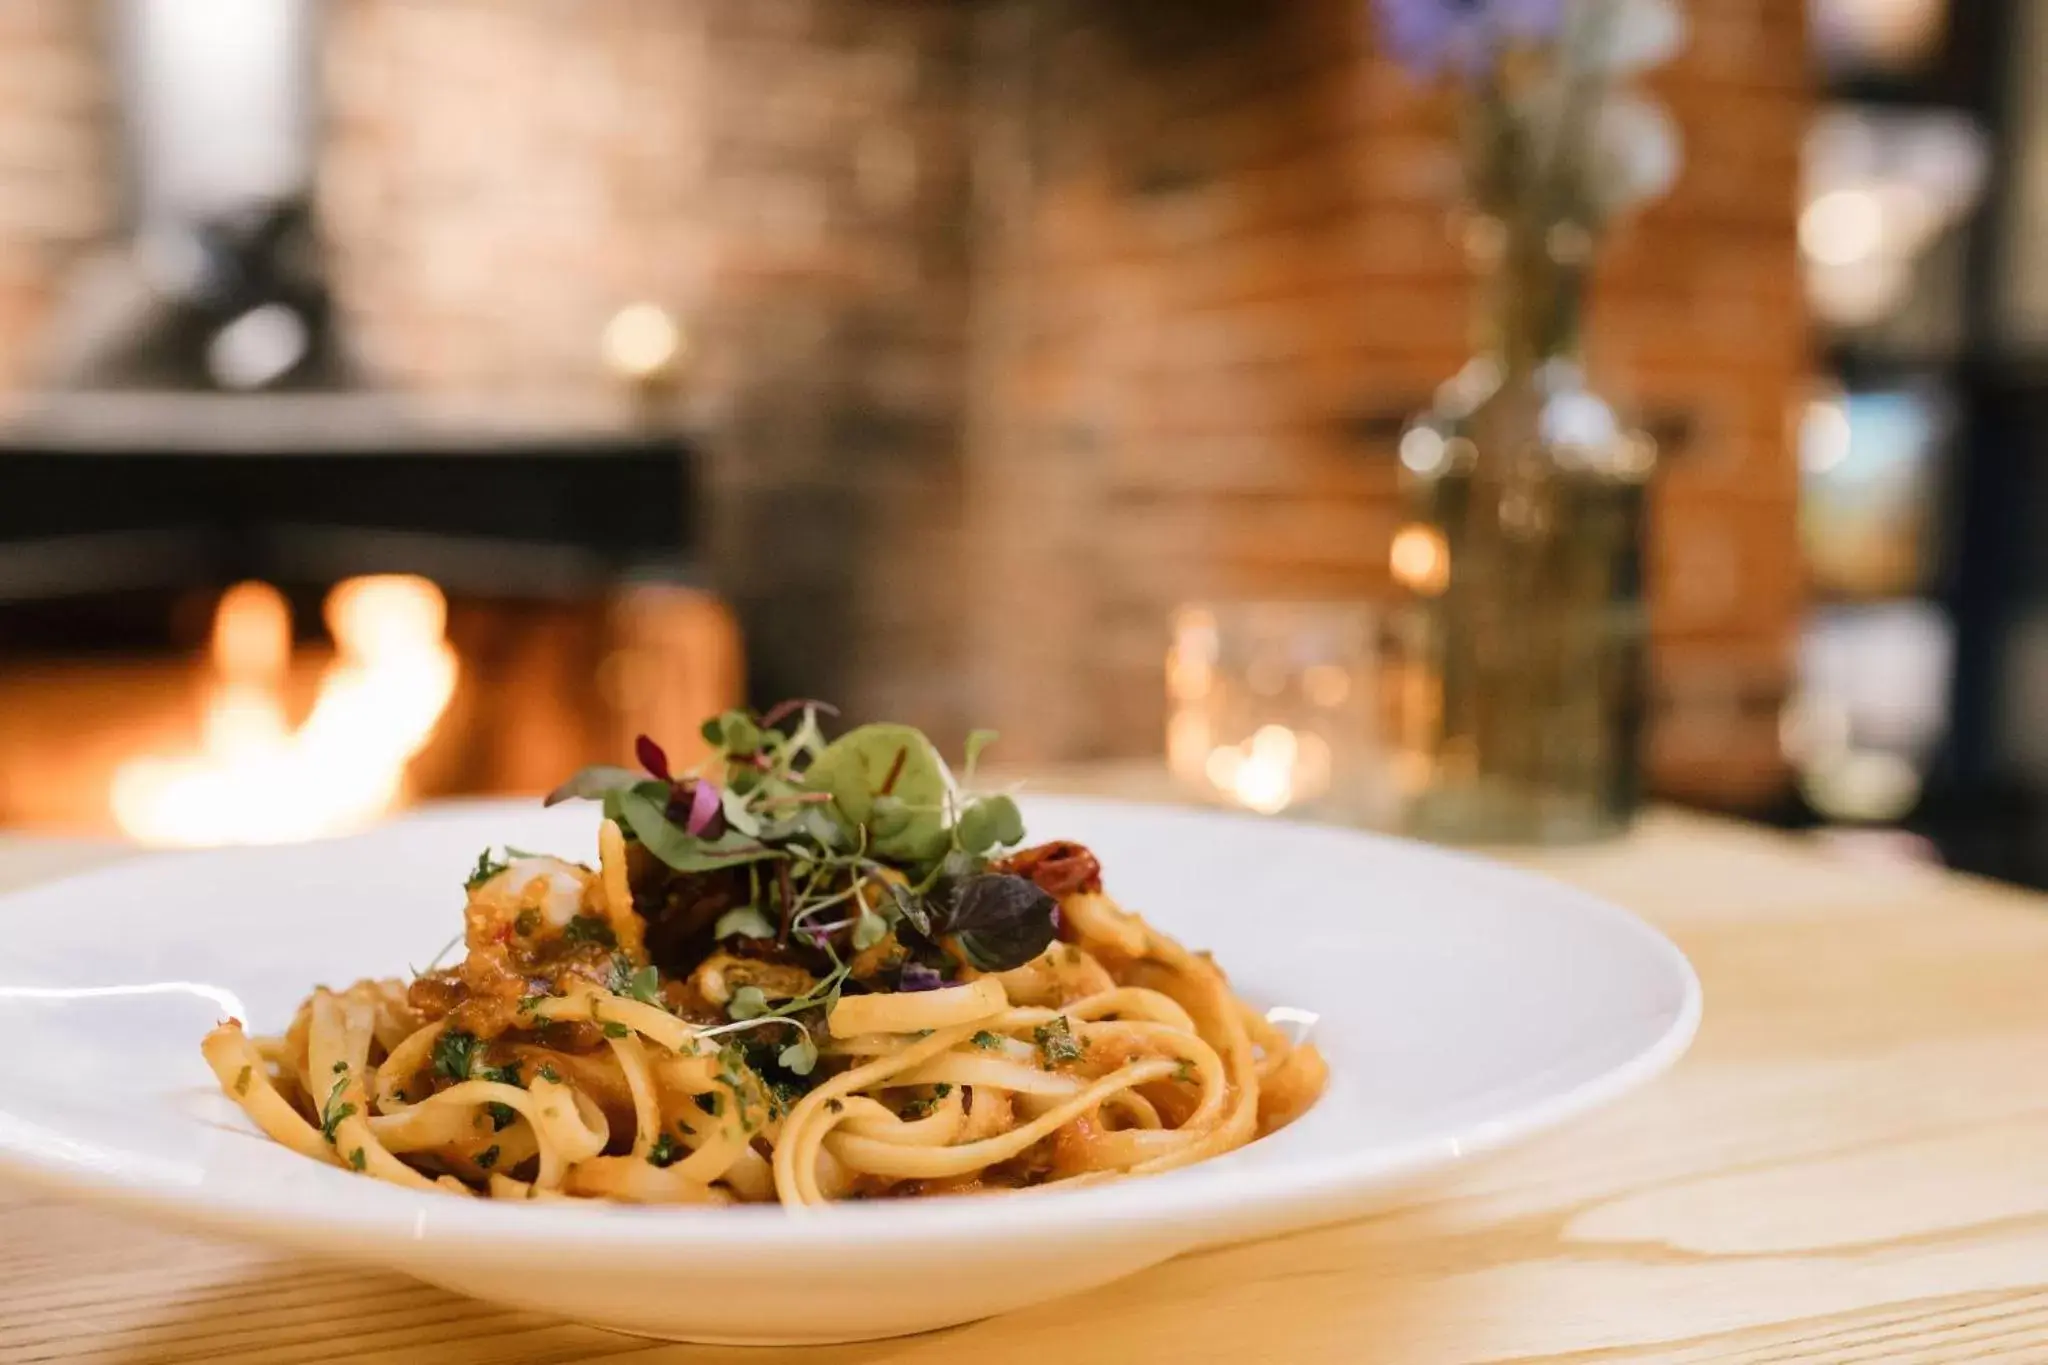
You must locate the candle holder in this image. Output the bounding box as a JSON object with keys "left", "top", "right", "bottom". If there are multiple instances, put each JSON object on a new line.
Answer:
{"left": 1166, "top": 602, "right": 1396, "bottom": 824}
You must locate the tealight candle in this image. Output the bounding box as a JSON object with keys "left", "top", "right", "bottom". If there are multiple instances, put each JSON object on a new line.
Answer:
{"left": 1166, "top": 602, "right": 1395, "bottom": 824}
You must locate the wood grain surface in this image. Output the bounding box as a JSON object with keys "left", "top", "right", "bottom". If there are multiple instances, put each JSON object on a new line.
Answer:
{"left": 5, "top": 806, "right": 2048, "bottom": 1364}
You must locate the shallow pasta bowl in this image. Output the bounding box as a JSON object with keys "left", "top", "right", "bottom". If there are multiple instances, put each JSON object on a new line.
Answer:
{"left": 0, "top": 796, "right": 1699, "bottom": 1343}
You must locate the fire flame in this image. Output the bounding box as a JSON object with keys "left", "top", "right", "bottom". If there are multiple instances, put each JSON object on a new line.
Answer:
{"left": 111, "top": 576, "right": 458, "bottom": 846}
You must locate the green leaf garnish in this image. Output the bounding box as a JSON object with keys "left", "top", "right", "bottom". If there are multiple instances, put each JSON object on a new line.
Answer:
{"left": 962, "top": 728, "right": 998, "bottom": 779}
{"left": 713, "top": 905, "right": 777, "bottom": 941}
{"left": 777, "top": 1031, "right": 819, "bottom": 1076}
{"left": 543, "top": 764, "right": 639, "bottom": 808}
{"left": 621, "top": 964, "right": 664, "bottom": 1006}
{"left": 806, "top": 723, "right": 951, "bottom": 857}
{"left": 851, "top": 908, "right": 889, "bottom": 951}
{"left": 615, "top": 783, "right": 784, "bottom": 873}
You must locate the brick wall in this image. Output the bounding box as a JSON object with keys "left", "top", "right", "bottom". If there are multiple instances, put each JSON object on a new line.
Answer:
{"left": 0, "top": 0, "right": 1807, "bottom": 806}
{"left": 0, "top": 0, "right": 115, "bottom": 392}
{"left": 965, "top": 0, "right": 1809, "bottom": 806}
{"left": 322, "top": 0, "right": 976, "bottom": 741}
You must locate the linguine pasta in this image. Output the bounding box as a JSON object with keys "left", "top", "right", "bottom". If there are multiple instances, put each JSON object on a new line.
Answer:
{"left": 203, "top": 710, "right": 1326, "bottom": 1206}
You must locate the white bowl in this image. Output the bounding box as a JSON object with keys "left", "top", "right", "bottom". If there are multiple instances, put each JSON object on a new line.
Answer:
{"left": 0, "top": 797, "right": 1698, "bottom": 1343}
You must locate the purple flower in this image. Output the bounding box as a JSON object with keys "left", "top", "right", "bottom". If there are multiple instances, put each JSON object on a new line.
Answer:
{"left": 898, "top": 962, "right": 944, "bottom": 993}
{"left": 1371, "top": 0, "right": 1564, "bottom": 77}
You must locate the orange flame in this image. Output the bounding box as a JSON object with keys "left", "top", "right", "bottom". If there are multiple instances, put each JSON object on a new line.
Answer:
{"left": 111, "top": 576, "right": 458, "bottom": 846}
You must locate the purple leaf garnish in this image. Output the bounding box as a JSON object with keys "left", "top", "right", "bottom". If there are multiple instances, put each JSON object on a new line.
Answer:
{"left": 899, "top": 962, "right": 945, "bottom": 992}
{"left": 939, "top": 874, "right": 1059, "bottom": 973}
{"left": 635, "top": 734, "right": 672, "bottom": 781}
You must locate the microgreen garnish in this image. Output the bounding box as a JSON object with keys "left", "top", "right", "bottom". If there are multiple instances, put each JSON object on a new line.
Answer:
{"left": 713, "top": 905, "right": 777, "bottom": 941}
{"left": 778, "top": 1031, "right": 819, "bottom": 1076}
{"left": 647, "top": 1133, "right": 681, "bottom": 1167}
{"left": 601, "top": 1021, "right": 630, "bottom": 1039}
{"left": 536, "top": 1064, "right": 563, "bottom": 1083}
{"left": 620, "top": 964, "right": 664, "bottom": 1007}
{"left": 487, "top": 1101, "right": 518, "bottom": 1131}
{"left": 851, "top": 909, "right": 889, "bottom": 951}
{"left": 1033, "top": 1015, "right": 1084, "bottom": 1067}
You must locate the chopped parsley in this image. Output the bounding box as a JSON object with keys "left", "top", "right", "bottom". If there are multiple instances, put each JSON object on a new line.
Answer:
{"left": 348, "top": 1147, "right": 366, "bottom": 1171}
{"left": 1174, "top": 1059, "right": 1196, "bottom": 1083}
{"left": 475, "top": 1145, "right": 500, "bottom": 1171}
{"left": 233, "top": 1065, "right": 252, "bottom": 1096}
{"left": 536, "top": 1063, "right": 563, "bottom": 1083}
{"left": 517, "top": 994, "right": 550, "bottom": 1016}
{"left": 601, "top": 1021, "right": 630, "bottom": 1039}
{"left": 466, "top": 848, "right": 510, "bottom": 889}
{"left": 331, "top": 1059, "right": 348, "bottom": 1074}
{"left": 563, "top": 914, "right": 617, "bottom": 948}
{"left": 932, "top": 1083, "right": 955, "bottom": 1098}
{"left": 431, "top": 1028, "right": 480, "bottom": 1082}
{"left": 970, "top": 1030, "right": 1001, "bottom": 1050}
{"left": 486, "top": 1101, "right": 518, "bottom": 1131}
{"left": 319, "top": 1074, "right": 356, "bottom": 1145}
{"left": 1033, "top": 1015, "right": 1084, "bottom": 1067}
{"left": 646, "top": 1133, "right": 681, "bottom": 1168}
{"left": 477, "top": 1059, "right": 523, "bottom": 1087}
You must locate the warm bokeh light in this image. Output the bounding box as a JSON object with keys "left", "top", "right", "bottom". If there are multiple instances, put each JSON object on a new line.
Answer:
{"left": 601, "top": 302, "right": 684, "bottom": 382}
{"left": 1390, "top": 524, "right": 1452, "bottom": 597}
{"left": 1203, "top": 724, "right": 1332, "bottom": 816}
{"left": 111, "top": 575, "right": 458, "bottom": 846}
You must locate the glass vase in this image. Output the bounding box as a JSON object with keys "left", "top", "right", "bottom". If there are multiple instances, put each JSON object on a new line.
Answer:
{"left": 1393, "top": 218, "right": 1656, "bottom": 844}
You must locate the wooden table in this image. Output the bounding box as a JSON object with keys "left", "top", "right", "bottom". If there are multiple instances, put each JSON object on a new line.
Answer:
{"left": 7, "top": 808, "right": 2048, "bottom": 1363}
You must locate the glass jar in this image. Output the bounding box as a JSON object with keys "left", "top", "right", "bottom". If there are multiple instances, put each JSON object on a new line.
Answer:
{"left": 1392, "top": 218, "right": 1656, "bottom": 844}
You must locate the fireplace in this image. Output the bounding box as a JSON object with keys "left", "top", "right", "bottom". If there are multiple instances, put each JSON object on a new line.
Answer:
{"left": 0, "top": 434, "right": 738, "bottom": 843}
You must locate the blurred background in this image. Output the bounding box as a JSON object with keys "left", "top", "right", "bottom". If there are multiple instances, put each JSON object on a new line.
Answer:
{"left": 0, "top": 0, "right": 2039, "bottom": 884}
